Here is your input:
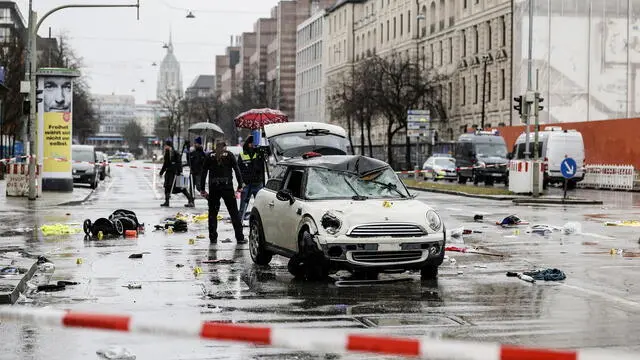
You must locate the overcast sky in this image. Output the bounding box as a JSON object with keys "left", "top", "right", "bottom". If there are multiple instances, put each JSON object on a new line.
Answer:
{"left": 15, "top": 0, "right": 280, "bottom": 104}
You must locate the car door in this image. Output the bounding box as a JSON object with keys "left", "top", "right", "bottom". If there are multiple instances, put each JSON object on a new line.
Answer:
{"left": 258, "top": 165, "right": 287, "bottom": 244}
{"left": 272, "top": 168, "right": 306, "bottom": 252}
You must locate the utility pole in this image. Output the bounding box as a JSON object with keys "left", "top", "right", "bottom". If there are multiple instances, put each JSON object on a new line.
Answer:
{"left": 524, "top": 0, "right": 541, "bottom": 197}
{"left": 25, "top": 1, "right": 139, "bottom": 200}
{"left": 480, "top": 55, "right": 489, "bottom": 129}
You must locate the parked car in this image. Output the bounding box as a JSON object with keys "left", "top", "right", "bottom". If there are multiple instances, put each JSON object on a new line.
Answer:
{"left": 511, "top": 127, "right": 585, "bottom": 189}
{"left": 248, "top": 123, "right": 446, "bottom": 282}
{"left": 72, "top": 145, "right": 99, "bottom": 189}
{"left": 422, "top": 156, "right": 457, "bottom": 181}
{"left": 96, "top": 151, "right": 110, "bottom": 180}
{"left": 455, "top": 130, "right": 509, "bottom": 186}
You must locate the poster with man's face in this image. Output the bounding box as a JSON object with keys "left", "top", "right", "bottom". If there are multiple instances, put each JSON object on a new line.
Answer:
{"left": 42, "top": 77, "right": 72, "bottom": 112}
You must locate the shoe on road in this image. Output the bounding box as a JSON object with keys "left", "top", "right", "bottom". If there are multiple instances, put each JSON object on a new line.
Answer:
{"left": 184, "top": 202, "right": 195, "bottom": 208}
{"left": 160, "top": 202, "right": 169, "bottom": 207}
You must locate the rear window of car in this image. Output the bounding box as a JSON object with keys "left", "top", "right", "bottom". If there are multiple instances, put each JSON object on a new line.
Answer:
{"left": 73, "top": 149, "right": 95, "bottom": 163}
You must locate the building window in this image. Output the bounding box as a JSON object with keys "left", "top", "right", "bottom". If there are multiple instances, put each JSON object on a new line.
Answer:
{"left": 487, "top": 72, "right": 491, "bottom": 102}
{"left": 448, "top": 37, "right": 453, "bottom": 63}
{"left": 500, "top": 68, "right": 505, "bottom": 99}
{"left": 462, "top": 30, "right": 466, "bottom": 57}
{"left": 408, "top": 10, "right": 411, "bottom": 33}
{"left": 487, "top": 20, "right": 492, "bottom": 50}
{"left": 387, "top": 20, "right": 390, "bottom": 41}
{"left": 461, "top": 77, "right": 466, "bottom": 105}
{"left": 474, "top": 74, "right": 478, "bottom": 104}
{"left": 463, "top": 0, "right": 467, "bottom": 9}
{"left": 500, "top": 16, "right": 506, "bottom": 47}
{"left": 439, "top": 40, "right": 443, "bottom": 65}
{"left": 473, "top": 25, "right": 478, "bottom": 54}
{"left": 430, "top": 43, "right": 434, "bottom": 66}
{"left": 380, "top": 23, "right": 384, "bottom": 43}
{"left": 448, "top": 82, "right": 453, "bottom": 109}
{"left": 400, "top": 14, "right": 403, "bottom": 36}
{"left": 394, "top": 17, "right": 397, "bottom": 38}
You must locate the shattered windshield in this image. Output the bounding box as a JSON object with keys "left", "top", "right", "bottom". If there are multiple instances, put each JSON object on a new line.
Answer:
{"left": 270, "top": 132, "right": 350, "bottom": 159}
{"left": 475, "top": 143, "right": 507, "bottom": 158}
{"left": 305, "top": 167, "right": 410, "bottom": 200}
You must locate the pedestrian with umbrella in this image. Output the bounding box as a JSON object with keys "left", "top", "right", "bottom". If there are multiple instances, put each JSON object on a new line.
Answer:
{"left": 159, "top": 139, "right": 195, "bottom": 208}
{"left": 199, "top": 141, "right": 245, "bottom": 244}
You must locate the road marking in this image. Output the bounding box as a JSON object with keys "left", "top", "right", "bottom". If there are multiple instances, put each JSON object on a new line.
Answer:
{"left": 141, "top": 171, "right": 162, "bottom": 200}
{"left": 561, "top": 283, "right": 640, "bottom": 310}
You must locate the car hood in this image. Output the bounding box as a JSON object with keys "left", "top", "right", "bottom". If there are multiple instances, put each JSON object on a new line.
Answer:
{"left": 478, "top": 156, "right": 507, "bottom": 164}
{"left": 73, "top": 163, "right": 94, "bottom": 172}
{"left": 302, "top": 198, "right": 438, "bottom": 232}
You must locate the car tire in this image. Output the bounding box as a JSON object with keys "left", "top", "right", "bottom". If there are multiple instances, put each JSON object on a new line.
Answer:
{"left": 90, "top": 176, "right": 97, "bottom": 189}
{"left": 458, "top": 175, "right": 467, "bottom": 184}
{"left": 287, "top": 255, "right": 306, "bottom": 279}
{"left": 113, "top": 219, "right": 124, "bottom": 235}
{"left": 485, "top": 178, "right": 494, "bottom": 186}
{"left": 291, "top": 229, "right": 328, "bottom": 281}
{"left": 473, "top": 172, "right": 479, "bottom": 185}
{"left": 100, "top": 172, "right": 106, "bottom": 181}
{"left": 420, "top": 265, "right": 439, "bottom": 281}
{"left": 249, "top": 214, "right": 273, "bottom": 266}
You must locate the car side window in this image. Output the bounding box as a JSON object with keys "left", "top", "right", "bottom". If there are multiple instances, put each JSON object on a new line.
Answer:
{"left": 283, "top": 169, "right": 305, "bottom": 199}
{"left": 265, "top": 164, "right": 288, "bottom": 191}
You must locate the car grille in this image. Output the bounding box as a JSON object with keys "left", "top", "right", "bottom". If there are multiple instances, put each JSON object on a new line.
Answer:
{"left": 348, "top": 223, "right": 426, "bottom": 237}
{"left": 350, "top": 250, "right": 423, "bottom": 263}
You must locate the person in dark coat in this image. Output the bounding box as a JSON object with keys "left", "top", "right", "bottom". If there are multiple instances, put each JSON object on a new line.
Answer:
{"left": 200, "top": 141, "right": 245, "bottom": 244}
{"left": 189, "top": 136, "right": 206, "bottom": 193}
{"left": 159, "top": 139, "right": 195, "bottom": 207}
{"left": 237, "top": 135, "right": 265, "bottom": 221}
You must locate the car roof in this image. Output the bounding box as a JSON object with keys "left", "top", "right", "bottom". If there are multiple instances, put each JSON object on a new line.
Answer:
{"left": 282, "top": 155, "right": 390, "bottom": 175}
{"left": 458, "top": 133, "right": 506, "bottom": 143}
{"left": 72, "top": 145, "right": 95, "bottom": 151}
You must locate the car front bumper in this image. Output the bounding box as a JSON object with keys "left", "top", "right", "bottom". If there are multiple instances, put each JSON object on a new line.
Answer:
{"left": 318, "top": 233, "right": 446, "bottom": 271}
{"left": 72, "top": 173, "right": 95, "bottom": 184}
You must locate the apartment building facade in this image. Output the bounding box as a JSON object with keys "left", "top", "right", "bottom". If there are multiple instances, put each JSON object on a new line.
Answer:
{"left": 295, "top": 7, "right": 326, "bottom": 122}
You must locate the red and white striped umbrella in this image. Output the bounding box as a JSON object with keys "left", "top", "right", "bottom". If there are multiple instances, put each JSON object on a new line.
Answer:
{"left": 234, "top": 108, "right": 288, "bottom": 130}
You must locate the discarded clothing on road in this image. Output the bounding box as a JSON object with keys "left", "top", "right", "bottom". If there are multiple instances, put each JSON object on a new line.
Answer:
{"left": 161, "top": 218, "right": 188, "bottom": 232}
{"left": 604, "top": 220, "right": 640, "bottom": 227}
{"left": 496, "top": 215, "right": 529, "bottom": 227}
{"left": 174, "top": 212, "right": 220, "bottom": 223}
{"left": 523, "top": 268, "right": 566, "bottom": 281}
{"left": 40, "top": 224, "right": 81, "bottom": 236}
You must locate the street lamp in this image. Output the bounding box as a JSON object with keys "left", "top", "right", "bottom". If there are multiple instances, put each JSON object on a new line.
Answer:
{"left": 162, "top": 43, "right": 169, "bottom": 49}
{"left": 186, "top": 10, "right": 195, "bottom": 19}
{"left": 151, "top": 62, "right": 157, "bottom": 66}
{"left": 480, "top": 54, "right": 491, "bottom": 129}
{"left": 24, "top": 0, "right": 140, "bottom": 200}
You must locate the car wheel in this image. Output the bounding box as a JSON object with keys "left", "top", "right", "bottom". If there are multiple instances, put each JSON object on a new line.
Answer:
{"left": 249, "top": 214, "right": 273, "bottom": 265}
{"left": 90, "top": 176, "right": 97, "bottom": 189}
{"left": 420, "top": 265, "right": 439, "bottom": 281}
{"left": 113, "top": 219, "right": 124, "bottom": 235}
{"left": 100, "top": 172, "right": 106, "bottom": 181}
{"left": 291, "top": 229, "right": 328, "bottom": 281}
{"left": 457, "top": 175, "right": 467, "bottom": 184}
{"left": 473, "top": 172, "right": 479, "bottom": 185}
{"left": 287, "top": 255, "right": 306, "bottom": 279}
{"left": 485, "top": 178, "right": 494, "bottom": 186}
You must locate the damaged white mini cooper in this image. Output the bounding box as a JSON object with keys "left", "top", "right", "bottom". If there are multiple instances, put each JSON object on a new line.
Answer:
{"left": 249, "top": 151, "right": 446, "bottom": 281}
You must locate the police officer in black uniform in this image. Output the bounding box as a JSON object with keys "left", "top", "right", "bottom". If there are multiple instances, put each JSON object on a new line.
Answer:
{"left": 200, "top": 141, "right": 245, "bottom": 244}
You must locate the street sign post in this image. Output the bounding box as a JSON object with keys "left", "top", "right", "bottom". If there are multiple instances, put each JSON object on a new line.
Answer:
{"left": 407, "top": 110, "right": 431, "bottom": 166}
{"left": 560, "top": 157, "right": 577, "bottom": 200}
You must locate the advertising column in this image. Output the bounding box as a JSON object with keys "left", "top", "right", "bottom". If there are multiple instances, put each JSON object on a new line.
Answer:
{"left": 37, "top": 68, "right": 80, "bottom": 192}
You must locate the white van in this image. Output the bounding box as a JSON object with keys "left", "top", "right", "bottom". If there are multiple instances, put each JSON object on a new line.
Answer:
{"left": 511, "top": 127, "right": 585, "bottom": 189}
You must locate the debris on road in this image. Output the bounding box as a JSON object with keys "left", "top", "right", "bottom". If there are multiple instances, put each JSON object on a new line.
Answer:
{"left": 76, "top": 258, "right": 83, "bottom": 265}
{"left": 0, "top": 266, "right": 27, "bottom": 275}
{"left": 523, "top": 268, "right": 567, "bottom": 281}
{"left": 123, "top": 283, "right": 142, "bottom": 289}
{"left": 201, "top": 259, "right": 235, "bottom": 264}
{"left": 604, "top": 220, "right": 640, "bottom": 227}
{"left": 160, "top": 218, "right": 188, "bottom": 232}
{"left": 506, "top": 272, "right": 536, "bottom": 283}
{"left": 474, "top": 214, "right": 483, "bottom": 221}
{"left": 40, "top": 224, "right": 81, "bottom": 236}
{"left": 128, "top": 254, "right": 143, "bottom": 259}
{"left": 175, "top": 264, "right": 184, "bottom": 268}
{"left": 84, "top": 210, "right": 143, "bottom": 239}
{"left": 582, "top": 241, "right": 599, "bottom": 246}
{"left": 497, "top": 215, "right": 530, "bottom": 227}
{"left": 445, "top": 246, "right": 504, "bottom": 257}
{"left": 57, "top": 281, "right": 78, "bottom": 286}
{"left": 193, "top": 267, "right": 203, "bottom": 276}
{"left": 96, "top": 346, "right": 136, "bottom": 360}
{"left": 37, "top": 284, "right": 66, "bottom": 292}
{"left": 196, "top": 234, "right": 206, "bottom": 239}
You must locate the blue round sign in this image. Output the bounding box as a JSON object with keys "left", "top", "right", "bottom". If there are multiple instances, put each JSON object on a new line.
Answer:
{"left": 560, "top": 158, "right": 577, "bottom": 179}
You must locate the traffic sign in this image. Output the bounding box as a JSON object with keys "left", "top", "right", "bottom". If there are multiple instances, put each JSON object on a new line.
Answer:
{"left": 560, "top": 157, "right": 577, "bottom": 179}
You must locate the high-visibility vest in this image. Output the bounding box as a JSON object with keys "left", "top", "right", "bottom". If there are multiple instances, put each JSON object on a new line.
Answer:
{"left": 240, "top": 151, "right": 256, "bottom": 162}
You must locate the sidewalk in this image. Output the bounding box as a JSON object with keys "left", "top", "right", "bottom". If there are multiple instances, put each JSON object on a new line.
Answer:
{"left": 0, "top": 180, "right": 94, "bottom": 209}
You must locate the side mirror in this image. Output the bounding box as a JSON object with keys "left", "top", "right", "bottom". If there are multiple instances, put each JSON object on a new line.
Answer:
{"left": 276, "top": 189, "right": 295, "bottom": 205}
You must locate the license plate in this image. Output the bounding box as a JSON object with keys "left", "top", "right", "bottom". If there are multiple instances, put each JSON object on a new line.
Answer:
{"left": 492, "top": 173, "right": 502, "bottom": 177}
{"left": 73, "top": 175, "right": 80, "bottom": 179}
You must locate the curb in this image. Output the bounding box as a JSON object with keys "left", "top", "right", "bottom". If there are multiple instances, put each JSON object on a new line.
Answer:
{"left": 512, "top": 198, "right": 604, "bottom": 205}
{"left": 0, "top": 259, "right": 39, "bottom": 305}
{"left": 0, "top": 307, "right": 638, "bottom": 360}
{"left": 56, "top": 188, "right": 95, "bottom": 206}
{"left": 407, "top": 186, "right": 517, "bottom": 201}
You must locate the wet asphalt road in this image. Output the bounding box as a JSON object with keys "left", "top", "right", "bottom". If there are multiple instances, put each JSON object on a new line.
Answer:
{"left": 2, "top": 161, "right": 640, "bottom": 359}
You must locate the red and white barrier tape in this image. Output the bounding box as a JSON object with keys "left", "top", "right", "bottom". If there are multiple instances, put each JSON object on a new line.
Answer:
{"left": 0, "top": 307, "right": 636, "bottom": 360}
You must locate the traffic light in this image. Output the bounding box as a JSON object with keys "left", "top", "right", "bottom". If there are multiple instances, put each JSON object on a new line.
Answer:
{"left": 535, "top": 92, "right": 544, "bottom": 112}
{"left": 513, "top": 96, "right": 522, "bottom": 115}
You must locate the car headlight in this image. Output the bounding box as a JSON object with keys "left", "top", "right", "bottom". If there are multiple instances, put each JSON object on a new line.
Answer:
{"left": 321, "top": 212, "right": 342, "bottom": 235}
{"left": 72, "top": 169, "right": 76, "bottom": 174}
{"left": 426, "top": 210, "right": 442, "bottom": 232}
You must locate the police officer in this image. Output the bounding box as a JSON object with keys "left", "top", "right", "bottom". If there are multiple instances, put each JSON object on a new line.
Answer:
{"left": 189, "top": 137, "right": 206, "bottom": 193}
{"left": 200, "top": 141, "right": 245, "bottom": 244}
{"left": 159, "top": 139, "right": 195, "bottom": 207}
{"left": 238, "top": 135, "right": 265, "bottom": 221}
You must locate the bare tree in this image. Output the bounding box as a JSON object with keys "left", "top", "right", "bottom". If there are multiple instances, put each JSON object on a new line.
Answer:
{"left": 0, "top": 36, "right": 26, "bottom": 160}
{"left": 158, "top": 91, "right": 185, "bottom": 142}
{"left": 329, "top": 60, "right": 380, "bottom": 157}
{"left": 46, "top": 34, "right": 98, "bottom": 142}
{"left": 122, "top": 120, "right": 144, "bottom": 156}
{"left": 370, "top": 52, "right": 447, "bottom": 167}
